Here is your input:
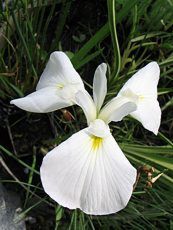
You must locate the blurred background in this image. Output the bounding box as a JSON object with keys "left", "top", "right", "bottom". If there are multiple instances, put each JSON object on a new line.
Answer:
{"left": 0, "top": 0, "right": 173, "bottom": 229}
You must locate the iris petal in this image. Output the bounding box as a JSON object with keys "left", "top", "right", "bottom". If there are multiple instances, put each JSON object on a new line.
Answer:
{"left": 99, "top": 97, "right": 137, "bottom": 124}
{"left": 40, "top": 126, "right": 136, "bottom": 215}
{"left": 10, "top": 87, "right": 70, "bottom": 113}
{"left": 75, "top": 90, "right": 97, "bottom": 125}
{"left": 117, "top": 62, "right": 161, "bottom": 134}
{"left": 37, "top": 51, "right": 84, "bottom": 89}
{"left": 131, "top": 99, "right": 161, "bottom": 135}
{"left": 118, "top": 62, "right": 160, "bottom": 98}
{"left": 10, "top": 51, "right": 85, "bottom": 113}
{"left": 93, "top": 63, "right": 107, "bottom": 112}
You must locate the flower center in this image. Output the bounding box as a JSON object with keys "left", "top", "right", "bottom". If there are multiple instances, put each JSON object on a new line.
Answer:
{"left": 57, "top": 83, "right": 64, "bottom": 89}
{"left": 91, "top": 136, "right": 103, "bottom": 150}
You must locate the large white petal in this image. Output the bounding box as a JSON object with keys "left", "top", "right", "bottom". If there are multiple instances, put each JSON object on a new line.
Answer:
{"left": 36, "top": 51, "right": 84, "bottom": 90}
{"left": 75, "top": 91, "right": 97, "bottom": 125}
{"left": 131, "top": 98, "right": 161, "bottom": 135}
{"left": 98, "top": 97, "right": 137, "bottom": 124}
{"left": 40, "top": 128, "right": 136, "bottom": 215}
{"left": 10, "top": 87, "right": 71, "bottom": 113}
{"left": 93, "top": 63, "right": 107, "bottom": 112}
{"left": 118, "top": 62, "right": 160, "bottom": 98}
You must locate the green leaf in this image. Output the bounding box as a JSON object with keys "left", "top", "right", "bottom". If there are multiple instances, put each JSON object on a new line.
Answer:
{"left": 122, "top": 144, "right": 173, "bottom": 170}
{"left": 71, "top": 0, "right": 138, "bottom": 67}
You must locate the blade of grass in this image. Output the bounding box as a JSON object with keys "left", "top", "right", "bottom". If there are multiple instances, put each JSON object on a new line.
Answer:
{"left": 124, "top": 147, "right": 173, "bottom": 170}
{"left": 11, "top": 9, "right": 38, "bottom": 79}
{"left": 14, "top": 197, "right": 48, "bottom": 223}
{"left": 75, "top": 50, "right": 103, "bottom": 70}
{"left": 24, "top": 151, "right": 36, "bottom": 207}
{"left": 0, "top": 156, "right": 52, "bottom": 206}
{"left": 107, "top": 0, "right": 121, "bottom": 80}
{"left": 0, "top": 144, "right": 40, "bottom": 175}
{"left": 51, "top": 0, "right": 72, "bottom": 51}
{"left": 158, "top": 132, "right": 173, "bottom": 146}
{"left": 0, "top": 180, "right": 43, "bottom": 190}
{"left": 55, "top": 205, "right": 64, "bottom": 230}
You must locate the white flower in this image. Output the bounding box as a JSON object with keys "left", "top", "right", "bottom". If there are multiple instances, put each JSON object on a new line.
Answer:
{"left": 117, "top": 62, "right": 161, "bottom": 135}
{"left": 10, "top": 51, "right": 85, "bottom": 113}
{"left": 40, "top": 63, "right": 137, "bottom": 215}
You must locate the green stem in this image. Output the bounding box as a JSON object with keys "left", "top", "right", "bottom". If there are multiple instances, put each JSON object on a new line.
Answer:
{"left": 107, "top": 0, "right": 121, "bottom": 81}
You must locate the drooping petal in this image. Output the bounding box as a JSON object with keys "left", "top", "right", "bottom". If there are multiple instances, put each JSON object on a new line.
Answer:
{"left": 75, "top": 90, "right": 97, "bottom": 125}
{"left": 40, "top": 127, "right": 137, "bottom": 215}
{"left": 10, "top": 87, "right": 71, "bottom": 113}
{"left": 118, "top": 62, "right": 160, "bottom": 98}
{"left": 36, "top": 51, "right": 84, "bottom": 90}
{"left": 117, "top": 62, "right": 161, "bottom": 134}
{"left": 131, "top": 98, "right": 161, "bottom": 135}
{"left": 98, "top": 97, "right": 137, "bottom": 124}
{"left": 93, "top": 63, "right": 107, "bottom": 112}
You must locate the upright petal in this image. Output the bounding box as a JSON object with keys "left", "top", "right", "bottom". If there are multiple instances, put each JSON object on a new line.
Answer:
{"left": 98, "top": 97, "right": 137, "bottom": 124}
{"left": 118, "top": 62, "right": 160, "bottom": 98}
{"left": 117, "top": 62, "right": 161, "bottom": 134}
{"left": 93, "top": 63, "right": 107, "bottom": 112}
{"left": 36, "top": 51, "right": 84, "bottom": 90}
{"left": 75, "top": 91, "right": 97, "bottom": 125}
{"left": 10, "top": 87, "right": 70, "bottom": 113}
{"left": 40, "top": 127, "right": 137, "bottom": 215}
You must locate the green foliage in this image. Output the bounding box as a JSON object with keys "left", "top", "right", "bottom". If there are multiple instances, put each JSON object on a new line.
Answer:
{"left": 0, "top": 0, "right": 173, "bottom": 229}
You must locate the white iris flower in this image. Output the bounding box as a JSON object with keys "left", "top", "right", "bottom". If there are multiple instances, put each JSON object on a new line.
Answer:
{"left": 10, "top": 52, "right": 161, "bottom": 215}
{"left": 10, "top": 51, "right": 85, "bottom": 113}
{"left": 40, "top": 63, "right": 138, "bottom": 215}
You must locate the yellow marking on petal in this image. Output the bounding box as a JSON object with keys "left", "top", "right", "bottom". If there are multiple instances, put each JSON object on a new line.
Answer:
{"left": 91, "top": 136, "right": 103, "bottom": 150}
{"left": 139, "top": 95, "right": 145, "bottom": 100}
{"left": 57, "top": 83, "right": 64, "bottom": 89}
